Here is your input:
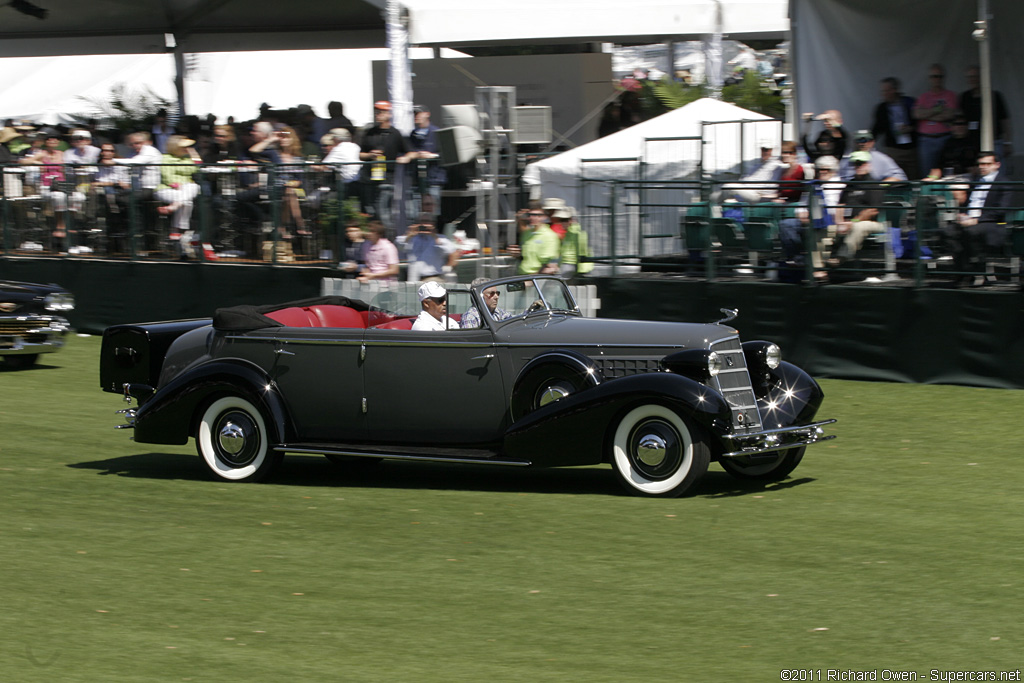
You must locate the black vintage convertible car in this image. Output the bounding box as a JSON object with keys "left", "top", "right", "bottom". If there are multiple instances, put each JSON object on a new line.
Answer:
{"left": 100, "top": 275, "right": 834, "bottom": 497}
{"left": 1, "top": 279, "right": 74, "bottom": 369}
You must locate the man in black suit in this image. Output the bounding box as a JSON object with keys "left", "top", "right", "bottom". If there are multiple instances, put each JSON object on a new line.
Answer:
{"left": 953, "top": 151, "right": 1013, "bottom": 281}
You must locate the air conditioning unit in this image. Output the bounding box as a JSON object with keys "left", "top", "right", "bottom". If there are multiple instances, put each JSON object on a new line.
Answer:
{"left": 510, "top": 106, "right": 552, "bottom": 145}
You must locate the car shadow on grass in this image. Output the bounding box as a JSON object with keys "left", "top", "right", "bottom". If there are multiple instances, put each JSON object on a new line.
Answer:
{"left": 69, "top": 453, "right": 812, "bottom": 498}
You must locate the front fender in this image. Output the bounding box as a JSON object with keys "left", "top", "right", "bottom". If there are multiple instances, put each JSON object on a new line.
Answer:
{"left": 503, "top": 372, "right": 731, "bottom": 467}
{"left": 132, "top": 359, "right": 289, "bottom": 446}
{"left": 754, "top": 361, "right": 826, "bottom": 429}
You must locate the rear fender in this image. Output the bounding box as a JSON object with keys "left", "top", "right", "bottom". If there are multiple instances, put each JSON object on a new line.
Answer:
{"left": 503, "top": 372, "right": 730, "bottom": 467}
{"left": 132, "top": 359, "right": 289, "bottom": 446}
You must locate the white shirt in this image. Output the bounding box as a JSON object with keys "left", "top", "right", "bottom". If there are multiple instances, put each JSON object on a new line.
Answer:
{"left": 323, "top": 141, "right": 362, "bottom": 183}
{"left": 115, "top": 144, "right": 162, "bottom": 189}
{"left": 968, "top": 170, "right": 998, "bottom": 218}
{"left": 64, "top": 145, "right": 101, "bottom": 165}
{"left": 411, "top": 311, "right": 457, "bottom": 331}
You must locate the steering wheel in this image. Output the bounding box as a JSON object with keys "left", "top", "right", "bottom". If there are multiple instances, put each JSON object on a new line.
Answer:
{"left": 527, "top": 299, "right": 546, "bottom": 313}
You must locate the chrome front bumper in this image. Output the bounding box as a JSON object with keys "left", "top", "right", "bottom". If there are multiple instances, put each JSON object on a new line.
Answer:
{"left": 720, "top": 419, "right": 836, "bottom": 458}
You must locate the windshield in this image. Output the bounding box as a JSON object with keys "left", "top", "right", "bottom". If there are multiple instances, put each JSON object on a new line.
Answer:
{"left": 474, "top": 277, "right": 578, "bottom": 321}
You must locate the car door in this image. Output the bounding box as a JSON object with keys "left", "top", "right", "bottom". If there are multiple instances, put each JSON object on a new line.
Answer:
{"left": 360, "top": 325, "right": 508, "bottom": 444}
{"left": 233, "top": 326, "right": 365, "bottom": 442}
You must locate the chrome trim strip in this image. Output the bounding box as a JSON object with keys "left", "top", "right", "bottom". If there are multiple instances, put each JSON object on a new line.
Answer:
{"left": 721, "top": 419, "right": 837, "bottom": 441}
{"left": 275, "top": 446, "right": 531, "bottom": 467}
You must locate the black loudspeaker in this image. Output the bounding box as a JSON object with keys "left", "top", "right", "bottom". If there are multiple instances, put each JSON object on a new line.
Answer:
{"left": 436, "top": 126, "right": 483, "bottom": 166}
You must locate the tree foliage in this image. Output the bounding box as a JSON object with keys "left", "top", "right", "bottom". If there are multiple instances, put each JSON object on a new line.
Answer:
{"left": 77, "top": 83, "right": 177, "bottom": 132}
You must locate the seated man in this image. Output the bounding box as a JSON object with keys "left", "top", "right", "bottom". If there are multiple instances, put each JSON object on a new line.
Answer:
{"left": 833, "top": 151, "right": 885, "bottom": 262}
{"left": 720, "top": 142, "right": 784, "bottom": 202}
{"left": 461, "top": 278, "right": 513, "bottom": 329}
{"left": 951, "top": 151, "right": 1012, "bottom": 282}
{"left": 411, "top": 281, "right": 458, "bottom": 331}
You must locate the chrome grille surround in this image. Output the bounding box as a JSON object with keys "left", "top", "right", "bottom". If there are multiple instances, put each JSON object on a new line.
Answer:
{"left": 709, "top": 336, "right": 762, "bottom": 432}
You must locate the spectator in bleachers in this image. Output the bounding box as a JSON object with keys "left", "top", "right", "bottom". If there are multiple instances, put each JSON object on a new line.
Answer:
{"left": 150, "top": 108, "right": 173, "bottom": 153}
{"left": 839, "top": 131, "right": 907, "bottom": 182}
{"left": 913, "top": 64, "right": 958, "bottom": 181}
{"left": 0, "top": 127, "right": 20, "bottom": 164}
{"left": 116, "top": 131, "right": 162, "bottom": 195}
{"left": 358, "top": 101, "right": 413, "bottom": 228}
{"left": 833, "top": 151, "right": 886, "bottom": 263}
{"left": 407, "top": 106, "right": 445, "bottom": 217}
{"left": 155, "top": 134, "right": 202, "bottom": 253}
{"left": 779, "top": 155, "right": 843, "bottom": 281}
{"left": 295, "top": 104, "right": 328, "bottom": 151}
{"left": 20, "top": 128, "right": 84, "bottom": 250}
{"left": 398, "top": 213, "right": 458, "bottom": 283}
{"left": 721, "top": 142, "right": 784, "bottom": 203}
{"left": 356, "top": 220, "right": 399, "bottom": 283}
{"left": 960, "top": 65, "right": 1012, "bottom": 163}
{"left": 951, "top": 151, "right": 1012, "bottom": 284}
{"left": 339, "top": 222, "right": 366, "bottom": 278}
{"left": 871, "top": 76, "right": 918, "bottom": 180}
{"left": 801, "top": 109, "right": 848, "bottom": 162}
{"left": 92, "top": 142, "right": 131, "bottom": 252}
{"left": 203, "top": 124, "right": 244, "bottom": 163}
{"left": 777, "top": 140, "right": 809, "bottom": 203}
{"left": 274, "top": 126, "right": 309, "bottom": 238}
{"left": 927, "top": 116, "right": 979, "bottom": 180}
{"left": 320, "top": 129, "right": 361, "bottom": 187}
{"left": 509, "top": 200, "right": 560, "bottom": 275}
{"left": 63, "top": 129, "right": 100, "bottom": 165}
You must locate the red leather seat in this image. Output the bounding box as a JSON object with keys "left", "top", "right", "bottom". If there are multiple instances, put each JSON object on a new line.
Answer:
{"left": 308, "top": 305, "right": 366, "bottom": 329}
{"left": 264, "top": 307, "right": 317, "bottom": 327}
{"left": 373, "top": 317, "right": 416, "bottom": 330}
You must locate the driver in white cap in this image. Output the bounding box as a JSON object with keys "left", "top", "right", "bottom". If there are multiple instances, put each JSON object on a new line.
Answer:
{"left": 411, "top": 281, "right": 458, "bottom": 331}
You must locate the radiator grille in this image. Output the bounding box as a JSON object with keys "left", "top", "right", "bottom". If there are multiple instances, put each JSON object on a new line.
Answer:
{"left": 0, "top": 318, "right": 52, "bottom": 335}
{"left": 709, "top": 337, "right": 762, "bottom": 432}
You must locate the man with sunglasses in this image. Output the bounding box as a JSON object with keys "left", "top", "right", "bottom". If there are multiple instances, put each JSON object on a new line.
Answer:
{"left": 412, "top": 281, "right": 458, "bottom": 331}
{"left": 914, "top": 64, "right": 958, "bottom": 180}
{"left": 460, "top": 278, "right": 512, "bottom": 329}
{"left": 512, "top": 200, "right": 561, "bottom": 275}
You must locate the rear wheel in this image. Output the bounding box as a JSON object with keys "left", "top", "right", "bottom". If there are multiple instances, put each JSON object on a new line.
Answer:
{"left": 720, "top": 446, "right": 805, "bottom": 481}
{"left": 196, "top": 395, "right": 281, "bottom": 482}
{"left": 610, "top": 404, "right": 710, "bottom": 497}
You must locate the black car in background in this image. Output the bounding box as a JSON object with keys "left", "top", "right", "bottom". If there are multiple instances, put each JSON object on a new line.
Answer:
{"left": 0, "top": 280, "right": 74, "bottom": 369}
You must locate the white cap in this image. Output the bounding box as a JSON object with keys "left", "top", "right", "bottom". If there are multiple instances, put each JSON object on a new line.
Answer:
{"left": 418, "top": 281, "right": 447, "bottom": 302}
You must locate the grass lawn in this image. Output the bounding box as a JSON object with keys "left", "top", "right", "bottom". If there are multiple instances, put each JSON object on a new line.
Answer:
{"left": 1, "top": 335, "right": 1021, "bottom": 682}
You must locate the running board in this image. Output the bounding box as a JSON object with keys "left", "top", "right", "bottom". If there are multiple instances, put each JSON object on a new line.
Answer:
{"left": 275, "top": 444, "right": 532, "bottom": 467}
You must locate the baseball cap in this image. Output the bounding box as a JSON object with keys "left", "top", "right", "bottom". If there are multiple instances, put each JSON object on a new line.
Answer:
{"left": 855, "top": 129, "right": 874, "bottom": 142}
{"left": 374, "top": 101, "right": 392, "bottom": 111}
{"left": 850, "top": 150, "right": 872, "bottom": 165}
{"left": 418, "top": 281, "right": 447, "bottom": 302}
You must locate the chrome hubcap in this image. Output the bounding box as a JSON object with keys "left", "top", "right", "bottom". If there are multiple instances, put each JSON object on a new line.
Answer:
{"left": 636, "top": 433, "right": 668, "bottom": 467}
{"left": 218, "top": 421, "right": 247, "bottom": 455}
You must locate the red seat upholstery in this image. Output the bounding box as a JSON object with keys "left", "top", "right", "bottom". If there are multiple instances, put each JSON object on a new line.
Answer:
{"left": 264, "top": 305, "right": 367, "bottom": 329}
{"left": 373, "top": 317, "right": 416, "bottom": 330}
{"left": 308, "top": 305, "right": 366, "bottom": 329}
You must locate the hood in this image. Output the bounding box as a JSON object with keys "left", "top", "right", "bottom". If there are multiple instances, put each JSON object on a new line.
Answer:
{"left": 497, "top": 314, "right": 737, "bottom": 350}
{"left": 0, "top": 280, "right": 69, "bottom": 315}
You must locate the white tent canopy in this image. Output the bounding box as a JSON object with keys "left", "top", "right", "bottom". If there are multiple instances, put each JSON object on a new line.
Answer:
{"left": 524, "top": 98, "right": 781, "bottom": 206}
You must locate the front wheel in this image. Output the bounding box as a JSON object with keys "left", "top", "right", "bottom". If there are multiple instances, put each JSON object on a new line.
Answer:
{"left": 720, "top": 446, "right": 805, "bottom": 481}
{"left": 196, "top": 395, "right": 281, "bottom": 482}
{"left": 610, "top": 404, "right": 710, "bottom": 497}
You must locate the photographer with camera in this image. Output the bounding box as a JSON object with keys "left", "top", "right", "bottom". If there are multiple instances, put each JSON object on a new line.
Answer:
{"left": 801, "top": 109, "right": 849, "bottom": 163}
{"left": 398, "top": 213, "right": 459, "bottom": 283}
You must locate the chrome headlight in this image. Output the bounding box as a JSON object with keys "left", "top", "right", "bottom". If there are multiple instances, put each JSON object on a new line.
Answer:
{"left": 707, "top": 351, "right": 722, "bottom": 377}
{"left": 765, "top": 343, "right": 781, "bottom": 369}
{"left": 662, "top": 349, "right": 722, "bottom": 381}
{"left": 44, "top": 292, "right": 75, "bottom": 312}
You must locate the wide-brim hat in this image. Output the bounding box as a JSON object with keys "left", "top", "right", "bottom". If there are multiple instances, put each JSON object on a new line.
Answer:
{"left": 0, "top": 127, "right": 20, "bottom": 144}
{"left": 542, "top": 197, "right": 566, "bottom": 211}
